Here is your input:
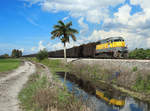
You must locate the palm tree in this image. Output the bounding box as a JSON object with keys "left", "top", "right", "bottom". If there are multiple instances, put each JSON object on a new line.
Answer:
{"left": 51, "top": 20, "right": 78, "bottom": 63}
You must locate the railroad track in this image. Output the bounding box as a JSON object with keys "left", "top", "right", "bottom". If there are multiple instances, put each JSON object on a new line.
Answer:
{"left": 49, "top": 57, "right": 150, "bottom": 62}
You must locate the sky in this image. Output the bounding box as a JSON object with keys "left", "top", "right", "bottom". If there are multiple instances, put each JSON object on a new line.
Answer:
{"left": 0, "top": 0, "right": 150, "bottom": 55}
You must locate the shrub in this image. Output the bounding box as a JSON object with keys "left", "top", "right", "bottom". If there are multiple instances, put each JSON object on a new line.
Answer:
{"left": 132, "top": 66, "right": 138, "bottom": 72}
{"left": 0, "top": 54, "right": 9, "bottom": 58}
{"left": 36, "top": 49, "right": 48, "bottom": 61}
{"left": 129, "top": 48, "right": 150, "bottom": 59}
{"left": 132, "top": 74, "right": 150, "bottom": 93}
{"left": 11, "top": 49, "right": 22, "bottom": 58}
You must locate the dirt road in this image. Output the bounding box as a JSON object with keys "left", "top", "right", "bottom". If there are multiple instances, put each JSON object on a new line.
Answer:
{"left": 0, "top": 61, "right": 36, "bottom": 111}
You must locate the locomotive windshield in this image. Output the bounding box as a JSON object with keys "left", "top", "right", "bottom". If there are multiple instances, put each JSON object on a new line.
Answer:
{"left": 114, "top": 39, "right": 124, "bottom": 42}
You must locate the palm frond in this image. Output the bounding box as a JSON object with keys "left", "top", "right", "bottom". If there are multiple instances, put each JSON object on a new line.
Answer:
{"left": 71, "top": 34, "right": 76, "bottom": 41}
{"left": 66, "top": 21, "right": 72, "bottom": 28}
{"left": 68, "top": 28, "right": 78, "bottom": 34}
{"left": 51, "top": 29, "right": 59, "bottom": 34}
{"left": 56, "top": 32, "right": 63, "bottom": 37}
{"left": 51, "top": 35, "right": 57, "bottom": 40}
{"left": 51, "top": 31, "right": 63, "bottom": 39}
{"left": 53, "top": 25, "right": 62, "bottom": 29}
{"left": 58, "top": 20, "right": 65, "bottom": 26}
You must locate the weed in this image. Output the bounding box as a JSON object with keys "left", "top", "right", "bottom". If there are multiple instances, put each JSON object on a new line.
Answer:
{"left": 19, "top": 74, "right": 47, "bottom": 111}
{"left": 132, "top": 74, "right": 150, "bottom": 93}
{"left": 36, "top": 49, "right": 48, "bottom": 61}
{"left": 132, "top": 66, "right": 138, "bottom": 72}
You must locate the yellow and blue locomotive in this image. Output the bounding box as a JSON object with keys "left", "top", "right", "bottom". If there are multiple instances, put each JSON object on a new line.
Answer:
{"left": 95, "top": 37, "right": 128, "bottom": 58}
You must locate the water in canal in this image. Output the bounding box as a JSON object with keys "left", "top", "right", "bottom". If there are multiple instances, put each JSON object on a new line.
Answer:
{"left": 59, "top": 77, "right": 150, "bottom": 111}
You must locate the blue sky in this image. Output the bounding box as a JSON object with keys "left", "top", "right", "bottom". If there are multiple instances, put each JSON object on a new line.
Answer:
{"left": 0, "top": 0, "right": 150, "bottom": 55}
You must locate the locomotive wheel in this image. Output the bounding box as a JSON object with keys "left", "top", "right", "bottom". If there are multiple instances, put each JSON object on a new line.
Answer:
{"left": 113, "top": 51, "right": 119, "bottom": 58}
{"left": 118, "top": 52, "right": 123, "bottom": 58}
{"left": 123, "top": 53, "right": 128, "bottom": 58}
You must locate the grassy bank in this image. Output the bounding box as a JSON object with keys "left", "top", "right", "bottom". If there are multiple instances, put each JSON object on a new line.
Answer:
{"left": 19, "top": 58, "right": 89, "bottom": 111}
{"left": 31, "top": 58, "right": 66, "bottom": 73}
{"left": 0, "top": 58, "right": 21, "bottom": 72}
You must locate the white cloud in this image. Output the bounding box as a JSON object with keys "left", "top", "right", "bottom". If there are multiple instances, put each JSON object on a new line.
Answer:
{"left": 78, "top": 17, "right": 89, "bottom": 35}
{"left": 51, "top": 42, "right": 75, "bottom": 51}
{"left": 88, "top": 30, "right": 125, "bottom": 42}
{"left": 51, "top": 42, "right": 63, "bottom": 50}
{"left": 38, "top": 41, "right": 45, "bottom": 50}
{"left": 25, "top": 0, "right": 125, "bottom": 24}
{"left": 46, "top": 42, "right": 51, "bottom": 47}
{"left": 130, "top": 0, "right": 150, "bottom": 11}
{"left": 86, "top": 9, "right": 108, "bottom": 24}
{"left": 114, "top": 5, "right": 131, "bottom": 25}
{"left": 62, "top": 16, "right": 69, "bottom": 21}
{"left": 19, "top": 48, "right": 24, "bottom": 53}
{"left": 123, "top": 0, "right": 150, "bottom": 27}
{"left": 130, "top": 0, "right": 141, "bottom": 6}
{"left": 103, "top": 4, "right": 132, "bottom": 26}
{"left": 50, "top": 37, "right": 87, "bottom": 51}
{"left": 146, "top": 38, "right": 150, "bottom": 48}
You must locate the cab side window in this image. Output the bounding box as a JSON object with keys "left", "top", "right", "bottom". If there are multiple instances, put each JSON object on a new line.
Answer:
{"left": 114, "top": 39, "right": 121, "bottom": 42}
{"left": 101, "top": 40, "right": 105, "bottom": 44}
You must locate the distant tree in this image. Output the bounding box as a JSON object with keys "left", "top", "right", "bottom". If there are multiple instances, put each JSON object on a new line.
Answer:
{"left": 36, "top": 49, "right": 48, "bottom": 61}
{"left": 11, "top": 49, "right": 22, "bottom": 58}
{"left": 11, "top": 49, "right": 16, "bottom": 57}
{"left": 3, "top": 54, "right": 9, "bottom": 58}
{"left": 16, "top": 50, "right": 19, "bottom": 58}
{"left": 19, "top": 50, "right": 22, "bottom": 57}
{"left": 0, "top": 54, "right": 9, "bottom": 58}
{"left": 51, "top": 20, "right": 78, "bottom": 63}
{"left": 129, "top": 48, "right": 150, "bottom": 59}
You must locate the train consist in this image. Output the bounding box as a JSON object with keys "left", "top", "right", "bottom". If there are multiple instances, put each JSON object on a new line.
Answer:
{"left": 24, "top": 37, "right": 128, "bottom": 58}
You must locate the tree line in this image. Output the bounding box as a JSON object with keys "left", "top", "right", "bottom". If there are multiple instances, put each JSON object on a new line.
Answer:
{"left": 11, "top": 49, "right": 22, "bottom": 58}
{"left": 129, "top": 48, "right": 150, "bottom": 59}
{"left": 0, "top": 49, "right": 22, "bottom": 58}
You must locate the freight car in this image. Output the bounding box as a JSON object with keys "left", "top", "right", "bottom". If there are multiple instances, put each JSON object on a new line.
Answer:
{"left": 24, "top": 37, "right": 128, "bottom": 59}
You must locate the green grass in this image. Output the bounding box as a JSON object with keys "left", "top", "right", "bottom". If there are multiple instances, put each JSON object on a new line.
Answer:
{"left": 19, "top": 73, "right": 48, "bottom": 111}
{"left": 0, "top": 58, "right": 21, "bottom": 72}
{"left": 132, "top": 66, "right": 138, "bottom": 72}
{"left": 132, "top": 75, "right": 150, "bottom": 93}
{"left": 28, "top": 58, "right": 66, "bottom": 73}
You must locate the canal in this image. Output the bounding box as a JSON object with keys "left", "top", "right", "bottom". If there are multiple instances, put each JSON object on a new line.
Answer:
{"left": 58, "top": 72, "right": 150, "bottom": 111}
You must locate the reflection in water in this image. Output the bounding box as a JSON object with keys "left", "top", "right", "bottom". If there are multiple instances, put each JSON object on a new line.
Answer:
{"left": 60, "top": 77, "right": 150, "bottom": 111}
{"left": 96, "top": 89, "right": 125, "bottom": 107}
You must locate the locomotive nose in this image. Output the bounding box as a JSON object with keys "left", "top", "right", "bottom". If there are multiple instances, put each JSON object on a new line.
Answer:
{"left": 120, "top": 47, "right": 128, "bottom": 53}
